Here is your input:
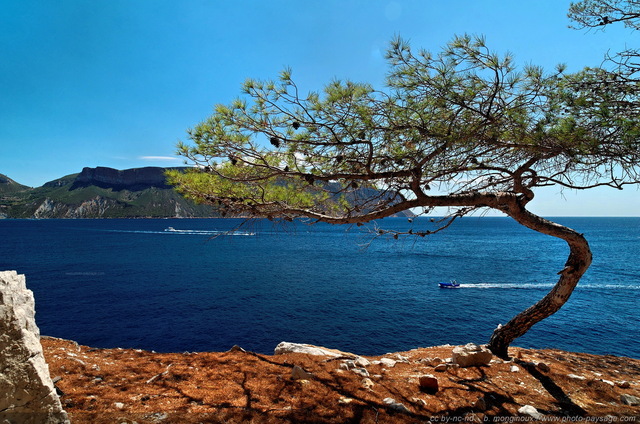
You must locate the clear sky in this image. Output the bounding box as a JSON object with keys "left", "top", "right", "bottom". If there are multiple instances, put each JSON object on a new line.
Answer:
{"left": 1, "top": 0, "right": 638, "bottom": 216}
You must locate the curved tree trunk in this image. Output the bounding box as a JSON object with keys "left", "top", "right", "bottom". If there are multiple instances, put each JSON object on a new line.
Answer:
{"left": 487, "top": 206, "right": 593, "bottom": 359}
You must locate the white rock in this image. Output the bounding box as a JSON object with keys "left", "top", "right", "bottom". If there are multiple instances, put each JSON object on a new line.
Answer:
{"left": 291, "top": 365, "right": 313, "bottom": 380}
{"left": 451, "top": 343, "right": 493, "bottom": 368}
{"left": 379, "top": 357, "right": 397, "bottom": 368}
{"left": 114, "top": 402, "right": 125, "bottom": 410}
{"left": 567, "top": 374, "right": 586, "bottom": 380}
{"left": 0, "top": 271, "right": 69, "bottom": 424}
{"left": 412, "top": 397, "right": 427, "bottom": 407}
{"left": 394, "top": 354, "right": 410, "bottom": 363}
{"left": 351, "top": 368, "right": 370, "bottom": 377}
{"left": 275, "top": 342, "right": 344, "bottom": 357}
{"left": 518, "top": 405, "right": 543, "bottom": 420}
{"left": 510, "top": 365, "right": 520, "bottom": 372}
{"left": 354, "top": 356, "right": 371, "bottom": 367}
{"left": 383, "top": 397, "right": 411, "bottom": 413}
{"left": 340, "top": 360, "right": 356, "bottom": 370}
{"left": 621, "top": 394, "right": 640, "bottom": 406}
{"left": 361, "top": 378, "right": 374, "bottom": 390}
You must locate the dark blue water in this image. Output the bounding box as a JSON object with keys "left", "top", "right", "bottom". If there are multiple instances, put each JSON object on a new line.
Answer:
{"left": 0, "top": 217, "right": 638, "bottom": 358}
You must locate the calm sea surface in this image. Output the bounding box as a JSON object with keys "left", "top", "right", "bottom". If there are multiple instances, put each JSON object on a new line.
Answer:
{"left": 0, "top": 217, "right": 638, "bottom": 357}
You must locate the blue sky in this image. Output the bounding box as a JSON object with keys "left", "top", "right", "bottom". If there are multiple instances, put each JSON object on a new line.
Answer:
{"left": 1, "top": 0, "right": 638, "bottom": 216}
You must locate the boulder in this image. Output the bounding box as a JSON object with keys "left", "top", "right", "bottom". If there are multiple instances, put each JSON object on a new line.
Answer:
{"left": 451, "top": 343, "right": 493, "bottom": 368}
{"left": 0, "top": 271, "right": 69, "bottom": 423}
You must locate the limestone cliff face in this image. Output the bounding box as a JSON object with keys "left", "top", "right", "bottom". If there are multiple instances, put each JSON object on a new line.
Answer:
{"left": 33, "top": 197, "right": 118, "bottom": 219}
{"left": 0, "top": 271, "right": 69, "bottom": 423}
{"left": 72, "top": 166, "right": 178, "bottom": 191}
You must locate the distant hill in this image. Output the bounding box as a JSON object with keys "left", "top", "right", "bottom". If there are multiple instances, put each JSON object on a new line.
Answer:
{"left": 0, "top": 174, "right": 30, "bottom": 194}
{"left": 0, "top": 167, "right": 219, "bottom": 219}
{"left": 0, "top": 166, "right": 414, "bottom": 219}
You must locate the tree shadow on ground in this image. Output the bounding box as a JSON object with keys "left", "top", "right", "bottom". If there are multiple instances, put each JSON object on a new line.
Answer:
{"left": 516, "top": 359, "right": 587, "bottom": 417}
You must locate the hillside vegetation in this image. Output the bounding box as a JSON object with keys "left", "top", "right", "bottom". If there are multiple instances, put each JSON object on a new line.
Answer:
{"left": 0, "top": 167, "right": 218, "bottom": 219}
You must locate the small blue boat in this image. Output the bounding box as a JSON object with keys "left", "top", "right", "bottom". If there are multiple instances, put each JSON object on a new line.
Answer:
{"left": 438, "top": 280, "right": 460, "bottom": 289}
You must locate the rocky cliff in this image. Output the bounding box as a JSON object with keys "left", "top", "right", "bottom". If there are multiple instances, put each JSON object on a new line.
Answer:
{"left": 71, "top": 166, "right": 175, "bottom": 191}
{"left": 0, "top": 271, "right": 69, "bottom": 424}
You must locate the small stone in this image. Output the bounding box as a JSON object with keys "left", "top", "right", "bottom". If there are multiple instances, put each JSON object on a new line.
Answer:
{"left": 510, "top": 365, "right": 520, "bottom": 373}
{"left": 418, "top": 374, "right": 439, "bottom": 394}
{"left": 412, "top": 397, "right": 427, "bottom": 407}
{"left": 621, "top": 394, "right": 640, "bottom": 406}
{"left": 114, "top": 402, "right": 125, "bottom": 410}
{"left": 474, "top": 396, "right": 487, "bottom": 411}
{"left": 434, "top": 364, "right": 448, "bottom": 372}
{"left": 340, "top": 360, "right": 355, "bottom": 370}
{"left": 601, "top": 379, "right": 615, "bottom": 386}
{"left": 380, "top": 358, "right": 397, "bottom": 368}
{"left": 618, "top": 381, "right": 631, "bottom": 389}
{"left": 394, "top": 354, "right": 410, "bottom": 363}
{"left": 351, "top": 367, "right": 370, "bottom": 377}
{"left": 568, "top": 373, "right": 586, "bottom": 380}
{"left": 361, "top": 378, "right": 374, "bottom": 390}
{"left": 338, "top": 397, "right": 354, "bottom": 404}
{"left": 291, "top": 365, "right": 313, "bottom": 380}
{"left": 536, "top": 362, "right": 550, "bottom": 372}
{"left": 228, "top": 345, "right": 246, "bottom": 353}
{"left": 431, "top": 357, "right": 444, "bottom": 365}
{"left": 383, "top": 397, "right": 411, "bottom": 413}
{"left": 518, "top": 405, "right": 543, "bottom": 420}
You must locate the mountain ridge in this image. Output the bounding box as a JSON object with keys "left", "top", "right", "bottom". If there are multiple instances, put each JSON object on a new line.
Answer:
{"left": 0, "top": 166, "right": 218, "bottom": 219}
{"left": 1, "top": 166, "right": 413, "bottom": 219}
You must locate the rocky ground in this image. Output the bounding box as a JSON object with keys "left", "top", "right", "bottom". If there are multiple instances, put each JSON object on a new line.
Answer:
{"left": 41, "top": 337, "right": 640, "bottom": 424}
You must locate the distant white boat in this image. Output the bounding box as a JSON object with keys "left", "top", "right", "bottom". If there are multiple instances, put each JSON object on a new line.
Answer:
{"left": 163, "top": 226, "right": 255, "bottom": 236}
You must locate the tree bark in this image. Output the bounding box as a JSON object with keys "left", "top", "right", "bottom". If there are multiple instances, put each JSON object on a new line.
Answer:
{"left": 487, "top": 206, "right": 593, "bottom": 359}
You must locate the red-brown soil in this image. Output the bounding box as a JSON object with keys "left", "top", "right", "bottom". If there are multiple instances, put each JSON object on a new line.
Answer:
{"left": 41, "top": 337, "right": 640, "bottom": 423}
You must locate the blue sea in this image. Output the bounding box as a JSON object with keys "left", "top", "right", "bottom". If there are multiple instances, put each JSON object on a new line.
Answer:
{"left": 0, "top": 217, "right": 638, "bottom": 358}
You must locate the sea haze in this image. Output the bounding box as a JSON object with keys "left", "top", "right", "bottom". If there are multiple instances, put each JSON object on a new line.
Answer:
{"left": 0, "top": 217, "right": 638, "bottom": 358}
